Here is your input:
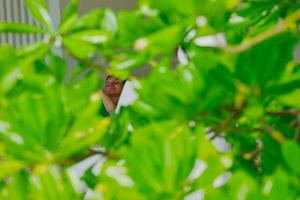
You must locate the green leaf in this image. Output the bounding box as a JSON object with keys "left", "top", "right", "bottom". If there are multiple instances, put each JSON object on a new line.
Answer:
{"left": 193, "top": 126, "right": 232, "bottom": 191}
{"left": 16, "top": 42, "right": 51, "bottom": 69}
{"left": 24, "top": 0, "right": 54, "bottom": 33}
{"left": 101, "top": 9, "right": 118, "bottom": 33}
{"left": 109, "top": 52, "right": 149, "bottom": 79}
{"left": 17, "top": 42, "right": 51, "bottom": 60}
{"left": 261, "top": 169, "right": 297, "bottom": 200}
{"left": 134, "top": 23, "right": 187, "bottom": 55}
{"left": 235, "top": 33, "right": 296, "bottom": 88}
{"left": 281, "top": 140, "right": 300, "bottom": 175}
{"left": 63, "top": 37, "right": 97, "bottom": 60}
{"left": 225, "top": 170, "right": 258, "bottom": 199}
{"left": 265, "top": 74, "right": 300, "bottom": 96}
{"left": 69, "top": 30, "right": 111, "bottom": 44}
{"left": 61, "top": 0, "right": 78, "bottom": 25}
{"left": 122, "top": 121, "right": 198, "bottom": 198}
{"left": 59, "top": 0, "right": 78, "bottom": 34}
{"left": 57, "top": 117, "right": 110, "bottom": 159}
{"left": 48, "top": 54, "right": 67, "bottom": 83}
{"left": 0, "top": 22, "right": 45, "bottom": 34}
{"left": 260, "top": 134, "right": 283, "bottom": 174}
{"left": 0, "top": 171, "right": 30, "bottom": 200}
{"left": 58, "top": 92, "right": 110, "bottom": 158}
{"left": 87, "top": 159, "right": 146, "bottom": 200}
{"left": 140, "top": 0, "right": 196, "bottom": 17}
{"left": 69, "top": 8, "right": 118, "bottom": 34}
{"left": 62, "top": 72, "right": 100, "bottom": 113}
{"left": 30, "top": 166, "right": 82, "bottom": 200}
{"left": 114, "top": 11, "right": 165, "bottom": 48}
{"left": 276, "top": 89, "right": 300, "bottom": 108}
{"left": 0, "top": 159, "right": 25, "bottom": 179}
{"left": 0, "top": 46, "right": 20, "bottom": 94}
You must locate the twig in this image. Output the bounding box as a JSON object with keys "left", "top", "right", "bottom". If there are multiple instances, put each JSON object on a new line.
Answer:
{"left": 209, "top": 104, "right": 245, "bottom": 137}
{"left": 222, "top": 8, "right": 300, "bottom": 53}
{"left": 261, "top": 123, "right": 287, "bottom": 143}
{"left": 61, "top": 148, "right": 119, "bottom": 166}
{"left": 266, "top": 109, "right": 300, "bottom": 116}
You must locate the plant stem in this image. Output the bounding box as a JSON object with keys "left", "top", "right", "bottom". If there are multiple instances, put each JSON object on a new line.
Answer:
{"left": 61, "top": 148, "right": 119, "bottom": 166}
{"left": 222, "top": 8, "right": 300, "bottom": 53}
{"left": 266, "top": 109, "right": 300, "bottom": 116}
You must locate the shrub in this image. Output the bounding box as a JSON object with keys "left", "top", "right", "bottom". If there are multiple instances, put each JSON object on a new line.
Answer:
{"left": 0, "top": 0, "right": 300, "bottom": 199}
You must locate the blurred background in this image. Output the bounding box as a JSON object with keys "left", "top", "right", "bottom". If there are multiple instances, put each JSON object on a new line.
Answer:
{"left": 60, "top": 0, "right": 136, "bottom": 14}
{"left": 0, "top": 0, "right": 137, "bottom": 46}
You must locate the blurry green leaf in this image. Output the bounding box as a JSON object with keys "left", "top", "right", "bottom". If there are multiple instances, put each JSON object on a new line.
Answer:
{"left": 122, "top": 121, "right": 198, "bottom": 199}
{"left": 68, "top": 8, "right": 118, "bottom": 35}
{"left": 0, "top": 71, "right": 105, "bottom": 163}
{"left": 140, "top": 0, "right": 196, "bottom": 17}
{"left": 261, "top": 134, "right": 283, "bottom": 174}
{"left": 109, "top": 52, "right": 149, "bottom": 79}
{"left": 281, "top": 140, "right": 300, "bottom": 175}
{"left": 277, "top": 89, "right": 300, "bottom": 108}
{"left": 140, "top": 0, "right": 230, "bottom": 26}
{"left": 242, "top": 102, "right": 264, "bottom": 123}
{"left": 81, "top": 167, "right": 97, "bottom": 189}
{"left": 0, "top": 22, "right": 45, "bottom": 34}
{"left": 63, "top": 37, "right": 97, "bottom": 60}
{"left": 69, "top": 9, "right": 104, "bottom": 31}
{"left": 102, "top": 9, "right": 118, "bottom": 33}
{"left": 0, "top": 46, "right": 20, "bottom": 94}
{"left": 59, "top": 0, "right": 78, "bottom": 34}
{"left": 16, "top": 42, "right": 51, "bottom": 69}
{"left": 0, "top": 159, "right": 25, "bottom": 179}
{"left": 62, "top": 72, "right": 100, "bottom": 113}
{"left": 24, "top": 0, "right": 54, "bottom": 33}
{"left": 17, "top": 42, "right": 49, "bottom": 57}
{"left": 0, "top": 171, "right": 30, "bottom": 200}
{"left": 1, "top": 1, "right": 300, "bottom": 199}
{"left": 57, "top": 116, "right": 110, "bottom": 159}
{"left": 134, "top": 24, "right": 186, "bottom": 54}
{"left": 0, "top": 46, "right": 17, "bottom": 70}
{"left": 1, "top": 79, "right": 68, "bottom": 152}
{"left": 265, "top": 74, "right": 300, "bottom": 96}
{"left": 30, "top": 166, "right": 83, "bottom": 200}
{"left": 235, "top": 33, "right": 296, "bottom": 88}
{"left": 91, "top": 159, "right": 146, "bottom": 200}
{"left": 84, "top": 160, "right": 145, "bottom": 200}
{"left": 193, "top": 126, "right": 232, "bottom": 191}
{"left": 66, "top": 63, "right": 87, "bottom": 84}
{"left": 69, "top": 30, "right": 111, "bottom": 44}
{"left": 261, "top": 169, "right": 297, "bottom": 200}
{"left": 101, "top": 109, "right": 132, "bottom": 149}
{"left": 115, "top": 11, "right": 165, "bottom": 47}
{"left": 225, "top": 170, "right": 258, "bottom": 200}
{"left": 48, "top": 54, "right": 67, "bottom": 83}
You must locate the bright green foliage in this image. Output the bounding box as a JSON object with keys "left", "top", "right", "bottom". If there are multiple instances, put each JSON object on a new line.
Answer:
{"left": 1, "top": 0, "right": 300, "bottom": 199}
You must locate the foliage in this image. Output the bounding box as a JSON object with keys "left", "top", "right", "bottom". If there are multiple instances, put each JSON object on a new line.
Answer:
{"left": 1, "top": 0, "right": 300, "bottom": 199}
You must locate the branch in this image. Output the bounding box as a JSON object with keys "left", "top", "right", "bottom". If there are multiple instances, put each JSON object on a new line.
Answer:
{"left": 208, "top": 104, "right": 245, "bottom": 137}
{"left": 266, "top": 109, "right": 300, "bottom": 116}
{"left": 261, "top": 123, "right": 287, "bottom": 143}
{"left": 221, "top": 8, "right": 300, "bottom": 53}
{"left": 294, "top": 114, "right": 300, "bottom": 142}
{"left": 61, "top": 148, "right": 119, "bottom": 166}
